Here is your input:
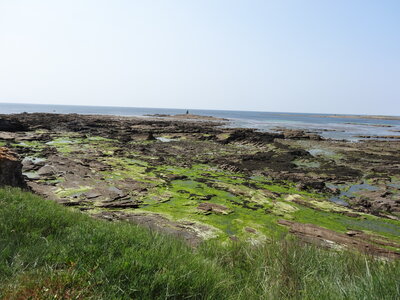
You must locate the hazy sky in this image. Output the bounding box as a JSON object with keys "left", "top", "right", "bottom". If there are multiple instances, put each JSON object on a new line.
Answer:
{"left": 1, "top": 1, "right": 399, "bottom": 115}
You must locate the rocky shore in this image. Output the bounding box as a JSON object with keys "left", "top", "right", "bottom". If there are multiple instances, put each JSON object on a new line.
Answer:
{"left": 0, "top": 112, "right": 399, "bottom": 257}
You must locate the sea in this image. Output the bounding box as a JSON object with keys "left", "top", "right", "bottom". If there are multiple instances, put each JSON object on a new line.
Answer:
{"left": 1, "top": 102, "right": 400, "bottom": 141}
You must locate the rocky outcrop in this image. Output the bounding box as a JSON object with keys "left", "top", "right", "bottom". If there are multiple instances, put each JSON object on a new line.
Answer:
{"left": 349, "top": 190, "right": 400, "bottom": 217}
{"left": 278, "top": 219, "right": 400, "bottom": 259}
{"left": 280, "top": 129, "right": 322, "bottom": 140}
{"left": 0, "top": 147, "right": 27, "bottom": 188}
{"left": 0, "top": 117, "right": 27, "bottom": 131}
{"left": 222, "top": 129, "right": 284, "bottom": 144}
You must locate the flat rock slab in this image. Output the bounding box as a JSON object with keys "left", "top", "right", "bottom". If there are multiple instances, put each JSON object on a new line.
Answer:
{"left": 85, "top": 191, "right": 102, "bottom": 199}
{"left": 98, "top": 200, "right": 140, "bottom": 209}
{"left": 278, "top": 219, "right": 400, "bottom": 259}
{"left": 93, "top": 211, "right": 219, "bottom": 247}
{"left": 0, "top": 132, "right": 16, "bottom": 140}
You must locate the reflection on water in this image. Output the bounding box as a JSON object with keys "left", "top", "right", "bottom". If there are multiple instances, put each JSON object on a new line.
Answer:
{"left": 156, "top": 137, "right": 176, "bottom": 142}
{"left": 308, "top": 148, "right": 335, "bottom": 157}
{"left": 22, "top": 156, "right": 46, "bottom": 164}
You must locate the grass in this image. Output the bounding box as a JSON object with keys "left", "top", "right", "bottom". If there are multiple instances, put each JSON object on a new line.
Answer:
{"left": 1, "top": 187, "right": 399, "bottom": 299}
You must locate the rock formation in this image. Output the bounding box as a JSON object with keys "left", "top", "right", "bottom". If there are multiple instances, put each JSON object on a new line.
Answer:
{"left": 0, "top": 147, "right": 27, "bottom": 188}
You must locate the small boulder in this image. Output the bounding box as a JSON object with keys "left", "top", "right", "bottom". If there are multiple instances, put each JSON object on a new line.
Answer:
{"left": 37, "top": 165, "right": 55, "bottom": 176}
{"left": 146, "top": 132, "right": 156, "bottom": 141}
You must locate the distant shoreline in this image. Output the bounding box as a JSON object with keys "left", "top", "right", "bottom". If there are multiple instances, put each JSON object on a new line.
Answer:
{"left": 1, "top": 102, "right": 400, "bottom": 119}
{"left": 144, "top": 113, "right": 228, "bottom": 121}
{"left": 275, "top": 113, "right": 400, "bottom": 121}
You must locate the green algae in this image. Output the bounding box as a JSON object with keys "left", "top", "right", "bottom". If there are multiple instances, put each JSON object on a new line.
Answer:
{"left": 136, "top": 173, "right": 304, "bottom": 242}
{"left": 100, "top": 157, "right": 159, "bottom": 183}
{"left": 128, "top": 161, "right": 391, "bottom": 243}
{"left": 13, "top": 141, "right": 45, "bottom": 151}
{"left": 12, "top": 133, "right": 400, "bottom": 248}
{"left": 44, "top": 134, "right": 119, "bottom": 155}
{"left": 46, "top": 138, "right": 78, "bottom": 153}
{"left": 36, "top": 175, "right": 65, "bottom": 185}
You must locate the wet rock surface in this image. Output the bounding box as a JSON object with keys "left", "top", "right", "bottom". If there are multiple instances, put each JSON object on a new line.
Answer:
{"left": 1, "top": 112, "right": 400, "bottom": 257}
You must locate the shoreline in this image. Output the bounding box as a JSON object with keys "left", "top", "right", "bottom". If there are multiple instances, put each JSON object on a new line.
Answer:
{"left": 2, "top": 106, "right": 400, "bottom": 141}
{"left": 275, "top": 113, "right": 400, "bottom": 121}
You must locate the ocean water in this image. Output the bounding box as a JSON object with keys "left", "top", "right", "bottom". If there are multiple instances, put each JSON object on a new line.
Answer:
{"left": 1, "top": 102, "right": 400, "bottom": 141}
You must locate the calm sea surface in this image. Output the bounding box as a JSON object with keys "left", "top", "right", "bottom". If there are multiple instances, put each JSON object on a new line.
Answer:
{"left": 1, "top": 103, "right": 400, "bottom": 141}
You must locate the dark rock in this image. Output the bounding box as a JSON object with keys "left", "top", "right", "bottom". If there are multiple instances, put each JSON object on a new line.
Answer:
{"left": 346, "top": 230, "right": 359, "bottom": 236}
{"left": 297, "top": 181, "right": 326, "bottom": 191}
{"left": 99, "top": 200, "right": 139, "bottom": 208}
{"left": 245, "top": 227, "right": 257, "bottom": 233}
{"left": 59, "top": 200, "right": 82, "bottom": 206}
{"left": 281, "top": 129, "right": 323, "bottom": 140}
{"left": 165, "top": 174, "right": 188, "bottom": 181}
{"left": 222, "top": 129, "right": 283, "bottom": 144}
{"left": 0, "top": 147, "right": 27, "bottom": 188}
{"left": 199, "top": 195, "right": 214, "bottom": 201}
{"left": 341, "top": 211, "right": 362, "bottom": 218}
{"left": 147, "top": 132, "right": 156, "bottom": 141}
{"left": 0, "top": 118, "right": 27, "bottom": 132}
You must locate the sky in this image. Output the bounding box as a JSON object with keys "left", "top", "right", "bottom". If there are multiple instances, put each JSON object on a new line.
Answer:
{"left": 0, "top": 0, "right": 399, "bottom": 115}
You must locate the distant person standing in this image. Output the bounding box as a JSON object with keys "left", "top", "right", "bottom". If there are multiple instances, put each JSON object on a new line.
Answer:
{"left": 186, "top": 110, "right": 189, "bottom": 115}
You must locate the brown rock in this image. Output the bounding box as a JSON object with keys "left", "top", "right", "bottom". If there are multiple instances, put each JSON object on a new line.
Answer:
{"left": 146, "top": 132, "right": 156, "bottom": 141}
{"left": 278, "top": 219, "right": 400, "bottom": 259}
{"left": 98, "top": 199, "right": 139, "bottom": 209}
{"left": 245, "top": 227, "right": 257, "bottom": 234}
{"left": 0, "top": 147, "right": 27, "bottom": 188}
{"left": 197, "top": 202, "right": 232, "bottom": 215}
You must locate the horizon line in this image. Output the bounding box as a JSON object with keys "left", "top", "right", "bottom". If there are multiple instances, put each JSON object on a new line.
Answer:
{"left": 1, "top": 101, "right": 399, "bottom": 118}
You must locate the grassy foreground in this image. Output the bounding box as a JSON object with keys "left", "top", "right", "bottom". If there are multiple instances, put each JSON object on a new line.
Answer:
{"left": 0, "top": 188, "right": 399, "bottom": 299}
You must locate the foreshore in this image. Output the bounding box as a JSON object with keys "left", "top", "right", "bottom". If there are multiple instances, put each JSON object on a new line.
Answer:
{"left": 1, "top": 112, "right": 399, "bottom": 257}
